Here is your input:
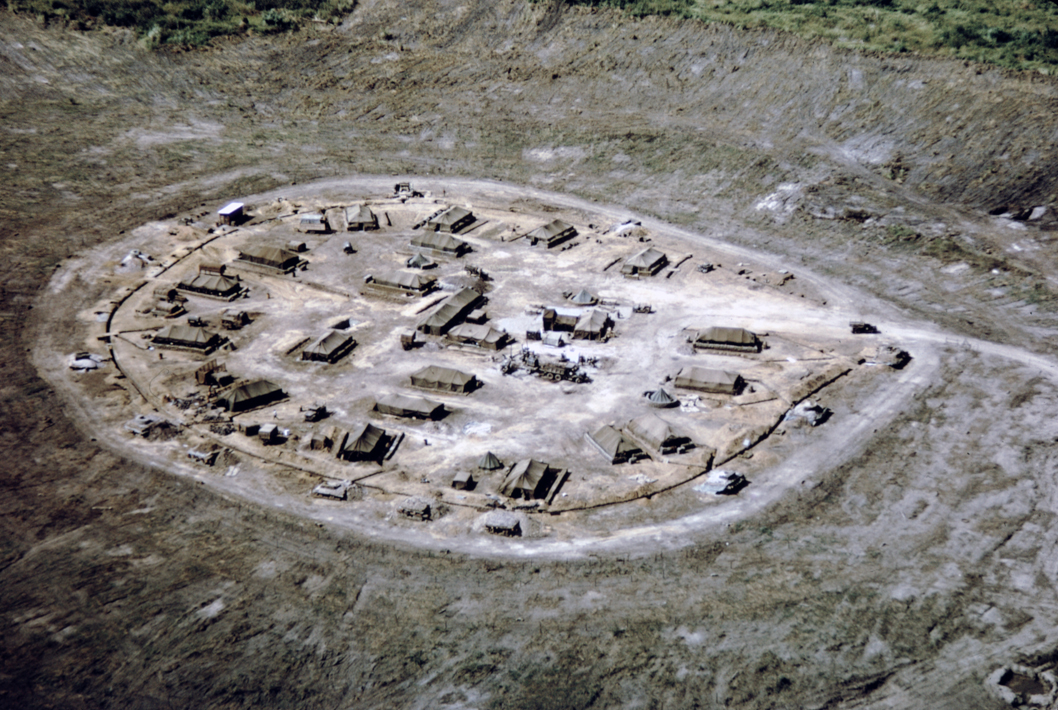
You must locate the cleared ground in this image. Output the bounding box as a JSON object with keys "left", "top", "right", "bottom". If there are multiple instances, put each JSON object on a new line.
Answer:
{"left": 45, "top": 176, "right": 916, "bottom": 549}
{"left": 5, "top": 1, "right": 1058, "bottom": 708}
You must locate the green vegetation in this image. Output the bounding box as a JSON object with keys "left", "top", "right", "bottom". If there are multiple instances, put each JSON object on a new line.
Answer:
{"left": 569, "top": 0, "right": 1058, "bottom": 72}
{"left": 4, "top": 0, "right": 356, "bottom": 46}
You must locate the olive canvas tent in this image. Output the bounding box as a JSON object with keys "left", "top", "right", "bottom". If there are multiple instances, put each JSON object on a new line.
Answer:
{"left": 410, "top": 231, "right": 469, "bottom": 256}
{"left": 417, "top": 288, "right": 484, "bottom": 335}
{"left": 153, "top": 324, "right": 220, "bottom": 352}
{"left": 301, "top": 331, "right": 356, "bottom": 363}
{"left": 369, "top": 271, "right": 437, "bottom": 294}
{"left": 621, "top": 247, "right": 668, "bottom": 276}
{"left": 345, "top": 204, "right": 378, "bottom": 231}
{"left": 586, "top": 425, "right": 644, "bottom": 464}
{"left": 373, "top": 393, "right": 445, "bottom": 420}
{"left": 573, "top": 309, "right": 613, "bottom": 341}
{"left": 673, "top": 367, "right": 744, "bottom": 395}
{"left": 626, "top": 413, "right": 692, "bottom": 453}
{"left": 498, "top": 459, "right": 567, "bottom": 502}
{"left": 424, "top": 206, "right": 474, "bottom": 234}
{"left": 568, "top": 288, "right": 597, "bottom": 305}
{"left": 409, "top": 365, "right": 478, "bottom": 394}
{"left": 647, "top": 388, "right": 679, "bottom": 408}
{"left": 336, "top": 423, "right": 388, "bottom": 461}
{"left": 477, "top": 451, "right": 503, "bottom": 470}
{"left": 445, "top": 323, "right": 510, "bottom": 350}
{"left": 406, "top": 252, "right": 436, "bottom": 269}
{"left": 217, "top": 380, "right": 285, "bottom": 412}
{"left": 237, "top": 246, "right": 299, "bottom": 271}
{"left": 528, "top": 219, "right": 577, "bottom": 248}
{"left": 693, "top": 326, "right": 762, "bottom": 354}
{"left": 177, "top": 273, "right": 242, "bottom": 299}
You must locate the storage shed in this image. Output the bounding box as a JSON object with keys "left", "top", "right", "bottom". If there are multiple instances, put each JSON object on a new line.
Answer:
{"left": 542, "top": 307, "right": 580, "bottom": 333}
{"left": 217, "top": 202, "right": 244, "bottom": 225}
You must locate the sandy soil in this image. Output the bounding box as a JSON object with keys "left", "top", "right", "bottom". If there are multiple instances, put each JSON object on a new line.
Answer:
{"left": 4, "top": 1, "right": 1058, "bottom": 708}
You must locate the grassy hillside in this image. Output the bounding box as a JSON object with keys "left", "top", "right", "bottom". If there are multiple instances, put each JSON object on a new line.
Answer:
{"left": 3, "top": 0, "right": 356, "bottom": 46}
{"left": 574, "top": 0, "right": 1058, "bottom": 72}
{"left": 4, "top": 0, "right": 1058, "bottom": 69}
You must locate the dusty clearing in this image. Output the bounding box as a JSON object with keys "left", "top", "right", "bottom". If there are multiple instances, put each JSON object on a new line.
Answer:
{"left": 4, "top": 1, "right": 1058, "bottom": 708}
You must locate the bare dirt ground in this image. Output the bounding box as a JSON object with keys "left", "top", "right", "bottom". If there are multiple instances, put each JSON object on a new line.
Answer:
{"left": 5, "top": 1, "right": 1058, "bottom": 708}
{"left": 36, "top": 175, "right": 922, "bottom": 551}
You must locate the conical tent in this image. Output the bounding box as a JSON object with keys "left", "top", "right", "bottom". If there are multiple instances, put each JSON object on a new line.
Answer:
{"left": 569, "top": 288, "right": 597, "bottom": 305}
{"left": 477, "top": 451, "right": 503, "bottom": 470}
{"left": 407, "top": 252, "right": 435, "bottom": 269}
{"left": 647, "top": 388, "right": 678, "bottom": 407}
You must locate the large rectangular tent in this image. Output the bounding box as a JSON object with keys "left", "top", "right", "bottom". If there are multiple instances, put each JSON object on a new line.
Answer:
{"left": 625, "top": 413, "right": 692, "bottom": 454}
{"left": 498, "top": 459, "right": 567, "bottom": 503}
{"left": 301, "top": 331, "right": 356, "bottom": 363}
{"left": 424, "top": 206, "right": 474, "bottom": 234}
{"left": 444, "top": 323, "right": 510, "bottom": 350}
{"left": 153, "top": 324, "right": 221, "bottom": 352}
{"left": 237, "top": 245, "right": 299, "bottom": 271}
{"left": 673, "top": 367, "right": 744, "bottom": 395}
{"left": 217, "top": 380, "right": 285, "bottom": 412}
{"left": 693, "top": 326, "right": 762, "bottom": 354}
{"left": 409, "top": 365, "right": 478, "bottom": 394}
{"left": 417, "top": 287, "right": 484, "bottom": 335}
{"left": 528, "top": 219, "right": 577, "bottom": 248}
{"left": 176, "top": 273, "right": 242, "bottom": 299}
{"left": 410, "top": 231, "right": 470, "bottom": 256}
{"left": 345, "top": 204, "right": 378, "bottom": 231}
{"left": 373, "top": 393, "right": 445, "bottom": 419}
{"left": 336, "top": 423, "right": 389, "bottom": 461}
{"left": 586, "top": 425, "right": 644, "bottom": 464}
{"left": 621, "top": 247, "right": 668, "bottom": 277}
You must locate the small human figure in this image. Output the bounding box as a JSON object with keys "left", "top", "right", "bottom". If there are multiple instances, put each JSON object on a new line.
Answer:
{"left": 272, "top": 410, "right": 277, "bottom": 420}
